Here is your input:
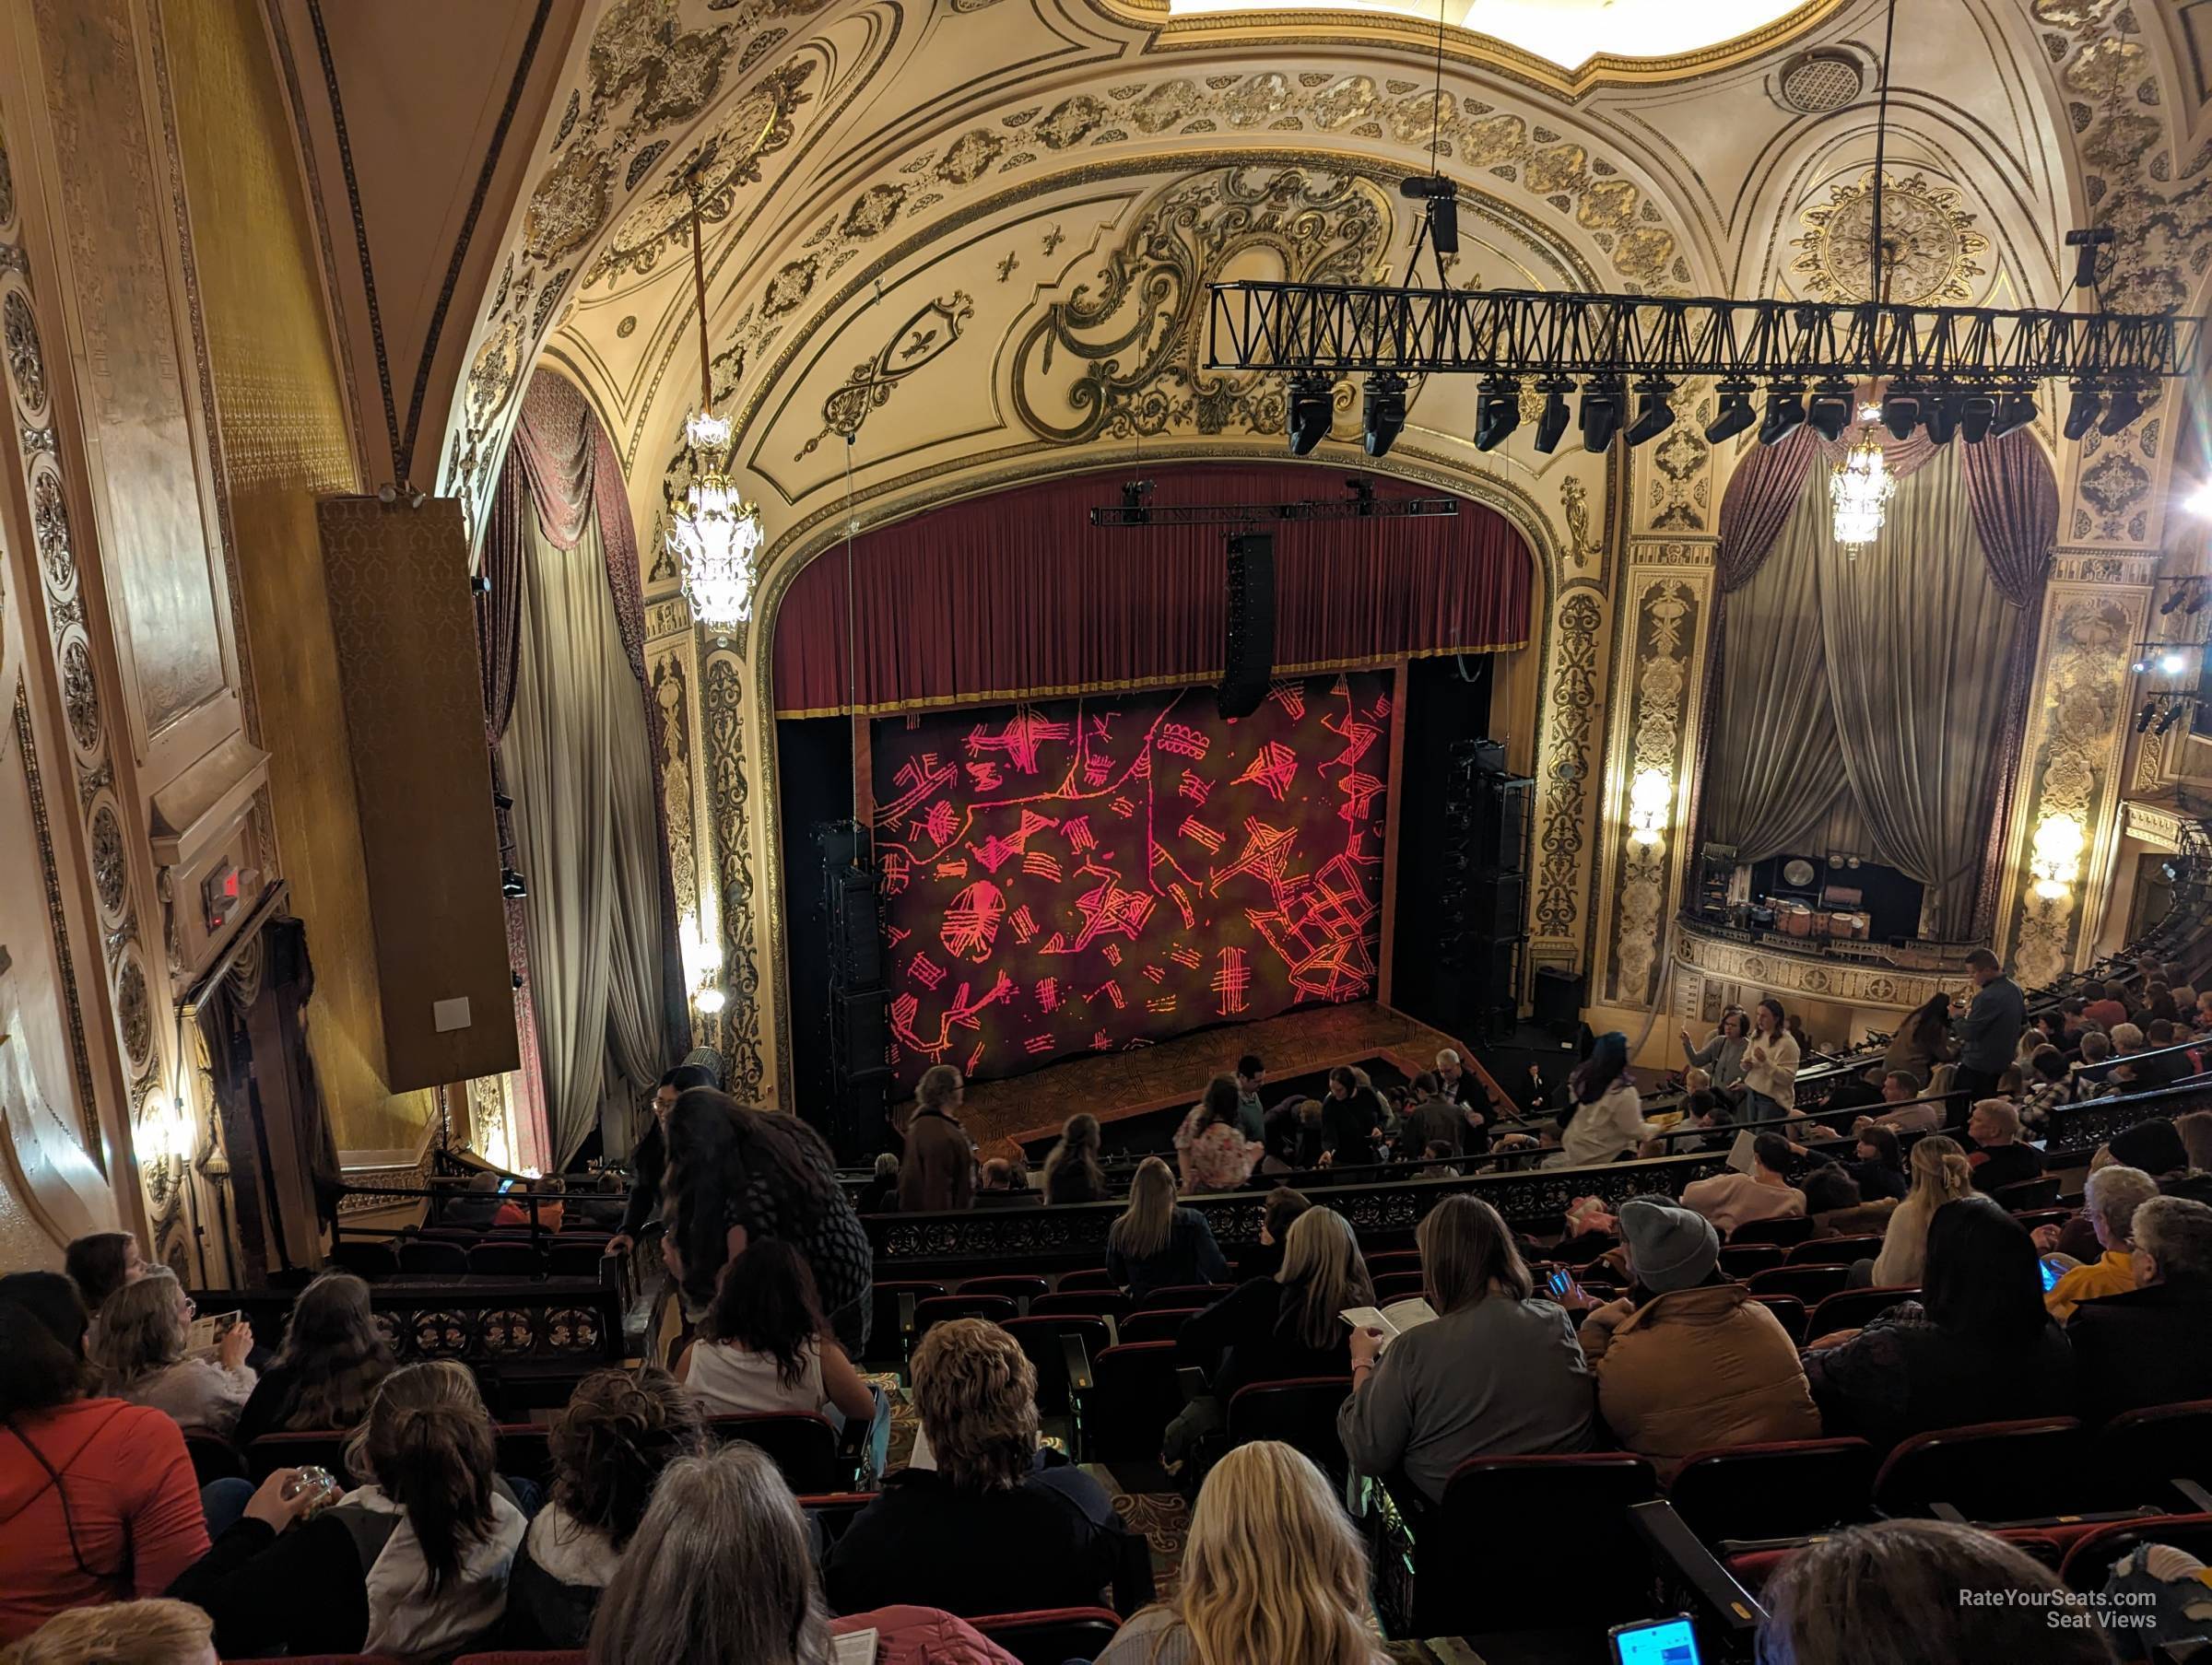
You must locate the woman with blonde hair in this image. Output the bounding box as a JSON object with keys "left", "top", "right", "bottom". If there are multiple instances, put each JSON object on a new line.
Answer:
{"left": 1097, "top": 1440, "right": 1382, "bottom": 1665}
{"left": 1162, "top": 1208, "right": 1374, "bottom": 1472}
{"left": 1041, "top": 1113, "right": 1108, "bottom": 1204}
{"left": 1869, "top": 1134, "right": 1975, "bottom": 1286}
{"left": 92, "top": 1269, "right": 254, "bottom": 1440}
{"left": 1106, "top": 1156, "right": 1230, "bottom": 1298}
{"left": 233, "top": 1271, "right": 394, "bottom": 1448}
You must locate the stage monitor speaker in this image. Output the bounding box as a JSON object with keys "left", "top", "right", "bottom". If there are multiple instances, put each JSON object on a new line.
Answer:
{"left": 827, "top": 862, "right": 885, "bottom": 989}
{"left": 1472, "top": 775, "right": 1534, "bottom": 874}
{"left": 1451, "top": 737, "right": 1508, "bottom": 776}
{"left": 1533, "top": 965, "right": 1586, "bottom": 1036}
{"left": 1219, "top": 533, "right": 1276, "bottom": 719}
{"left": 829, "top": 988, "right": 892, "bottom": 1085}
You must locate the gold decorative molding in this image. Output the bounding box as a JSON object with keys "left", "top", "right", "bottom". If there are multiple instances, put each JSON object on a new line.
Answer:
{"left": 2122, "top": 796, "right": 2189, "bottom": 852}
{"left": 1792, "top": 169, "right": 1988, "bottom": 306}
{"left": 1675, "top": 919, "right": 1972, "bottom": 1014}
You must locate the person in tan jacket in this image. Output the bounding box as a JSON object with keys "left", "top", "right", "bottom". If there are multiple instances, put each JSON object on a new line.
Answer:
{"left": 1575, "top": 1196, "right": 1820, "bottom": 1482}
{"left": 897, "top": 1064, "right": 977, "bottom": 1214}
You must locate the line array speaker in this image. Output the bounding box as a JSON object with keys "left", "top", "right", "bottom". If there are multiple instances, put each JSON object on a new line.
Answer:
{"left": 1219, "top": 533, "right": 1276, "bottom": 719}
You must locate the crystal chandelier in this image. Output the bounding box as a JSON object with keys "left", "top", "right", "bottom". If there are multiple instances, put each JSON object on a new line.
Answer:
{"left": 669, "top": 183, "right": 762, "bottom": 636}
{"left": 1830, "top": 414, "right": 1895, "bottom": 557}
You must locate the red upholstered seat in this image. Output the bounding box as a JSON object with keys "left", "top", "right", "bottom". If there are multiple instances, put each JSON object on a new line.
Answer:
{"left": 492, "top": 1423, "right": 554, "bottom": 1486}
{"left": 959, "top": 1274, "right": 1051, "bottom": 1307}
{"left": 1372, "top": 1271, "right": 1429, "bottom": 1302}
{"left": 1000, "top": 1315, "right": 1111, "bottom": 1416}
{"left": 969, "top": 1605, "right": 1123, "bottom": 1664}
{"left": 1872, "top": 1416, "right": 2087, "bottom": 1521}
{"left": 1136, "top": 1284, "right": 1235, "bottom": 1311}
{"left": 1089, "top": 1342, "right": 1183, "bottom": 1463}
{"left": 1417, "top": 1454, "right": 1660, "bottom": 1636}
{"left": 1031, "top": 1290, "right": 1132, "bottom": 1320}
{"left": 328, "top": 1239, "right": 400, "bottom": 1280}
{"left": 2059, "top": 1512, "right": 2212, "bottom": 1590}
{"left": 1718, "top": 1243, "right": 1785, "bottom": 1279}
{"left": 869, "top": 1280, "right": 948, "bottom": 1354}
{"left": 185, "top": 1432, "right": 244, "bottom": 1486}
{"left": 1364, "top": 1249, "right": 1423, "bottom": 1275}
{"left": 1746, "top": 1263, "right": 1852, "bottom": 1303}
{"left": 1728, "top": 1216, "right": 1817, "bottom": 1248}
{"left": 453, "top": 1654, "right": 582, "bottom": 1664}
{"left": 1055, "top": 1267, "right": 1121, "bottom": 1293}
{"left": 1116, "top": 1307, "right": 1199, "bottom": 1345}
{"left": 245, "top": 1429, "right": 353, "bottom": 1483}
{"left": 1784, "top": 1234, "right": 1885, "bottom": 1267}
{"left": 1805, "top": 1285, "right": 1919, "bottom": 1341}
{"left": 705, "top": 1411, "right": 842, "bottom": 1493}
{"left": 1226, "top": 1376, "right": 1353, "bottom": 1486}
{"left": 1747, "top": 1293, "right": 1807, "bottom": 1343}
{"left": 1665, "top": 1438, "right": 1877, "bottom": 1543}
{"left": 912, "top": 1293, "right": 1018, "bottom": 1343}
{"left": 2090, "top": 1398, "right": 2212, "bottom": 1510}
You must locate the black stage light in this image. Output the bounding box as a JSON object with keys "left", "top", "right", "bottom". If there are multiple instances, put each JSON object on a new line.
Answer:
{"left": 2064, "top": 385, "right": 2103, "bottom": 442}
{"left": 1882, "top": 387, "right": 1923, "bottom": 440}
{"left": 492, "top": 790, "right": 514, "bottom": 812}
{"left": 1474, "top": 375, "right": 1521, "bottom": 451}
{"left": 1924, "top": 392, "right": 1962, "bottom": 445}
{"left": 1759, "top": 384, "right": 1807, "bottom": 446}
{"left": 1287, "top": 375, "right": 1334, "bottom": 456}
{"left": 2161, "top": 585, "right": 2187, "bottom": 616}
{"left": 1362, "top": 373, "right": 1406, "bottom": 457}
{"left": 1120, "top": 479, "right": 1154, "bottom": 522}
{"left": 501, "top": 867, "right": 529, "bottom": 899}
{"left": 1959, "top": 391, "right": 1998, "bottom": 444}
{"left": 2187, "top": 586, "right": 2208, "bottom": 617}
{"left": 2156, "top": 701, "right": 2187, "bottom": 736}
{"left": 2136, "top": 699, "right": 2159, "bottom": 734}
{"left": 1626, "top": 378, "right": 1677, "bottom": 447}
{"left": 1579, "top": 379, "right": 1625, "bottom": 453}
{"left": 1990, "top": 390, "right": 2038, "bottom": 440}
{"left": 1705, "top": 380, "right": 1756, "bottom": 444}
{"left": 1427, "top": 193, "right": 1460, "bottom": 258}
{"left": 2100, "top": 383, "right": 2149, "bottom": 435}
{"left": 1806, "top": 381, "right": 1854, "bottom": 442}
{"left": 1532, "top": 379, "right": 1572, "bottom": 454}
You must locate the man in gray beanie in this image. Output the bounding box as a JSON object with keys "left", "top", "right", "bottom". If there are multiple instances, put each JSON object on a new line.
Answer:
{"left": 1574, "top": 1195, "right": 1818, "bottom": 1479}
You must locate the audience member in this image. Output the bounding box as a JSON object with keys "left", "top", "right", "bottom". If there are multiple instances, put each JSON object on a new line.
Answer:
{"left": 973, "top": 1158, "right": 1040, "bottom": 1208}
{"left": 1262, "top": 1098, "right": 1327, "bottom": 1173}
{"left": 1320, "top": 1069, "right": 1384, "bottom": 1167}
{"left": 1434, "top": 1048, "right": 1481, "bottom": 1113}
{"left": 1870, "top": 1134, "right": 1973, "bottom": 1287}
{"left": 2085, "top": 980, "right": 2132, "bottom": 1032}
{"left": 824, "top": 1319, "right": 1126, "bottom": 1617}
{"left": 169, "top": 1360, "right": 527, "bottom": 1658}
{"left": 1402, "top": 1073, "right": 1468, "bottom": 1159}
{"left": 897, "top": 1064, "right": 978, "bottom": 1215}
{"left": 1847, "top": 1126, "right": 1909, "bottom": 1202}
{"left": 2019, "top": 1046, "right": 2078, "bottom": 1131}
{"left": 1575, "top": 1197, "right": 1818, "bottom": 1479}
{"left": 2046, "top": 1166, "right": 2161, "bottom": 1323}
{"left": 492, "top": 1175, "right": 563, "bottom": 1232}
{"left": 1232, "top": 1055, "right": 1269, "bottom": 1143}
{"left": 1553, "top": 1032, "right": 1655, "bottom": 1168}
{"left": 0, "top": 1274, "right": 206, "bottom": 1643}
{"left": 0, "top": 1599, "right": 215, "bottom": 1665}
{"left": 232, "top": 1271, "right": 395, "bottom": 1448}
{"left": 91, "top": 1270, "right": 254, "bottom": 1440}
{"left": 1680, "top": 1132, "right": 1806, "bottom": 1235}
{"left": 664, "top": 1087, "right": 874, "bottom": 1354}
{"left": 1797, "top": 1162, "right": 1863, "bottom": 1219}
{"left": 1756, "top": 1518, "right": 2121, "bottom": 1665}
{"left": 1106, "top": 1158, "right": 1230, "bottom": 1297}
{"left": 1965, "top": 1097, "right": 2045, "bottom": 1194}
{"left": 1041, "top": 1113, "right": 1107, "bottom": 1204}
{"left": 1882, "top": 992, "right": 1954, "bottom": 1089}
{"left": 853, "top": 1152, "right": 900, "bottom": 1215}
{"left": 1237, "top": 1186, "right": 1312, "bottom": 1282}
{"left": 2107, "top": 1117, "right": 2190, "bottom": 1184}
{"left": 678, "top": 1240, "right": 877, "bottom": 1436}
{"left": 2179, "top": 1108, "right": 2212, "bottom": 1175}
{"left": 1337, "top": 1196, "right": 1594, "bottom": 1502}
{"left": 1741, "top": 998, "right": 1802, "bottom": 1121}
{"left": 1175, "top": 1076, "right": 1263, "bottom": 1192}
{"left": 443, "top": 1170, "right": 505, "bottom": 1228}
{"left": 605, "top": 1063, "right": 715, "bottom": 1260}
{"left": 507, "top": 1368, "right": 706, "bottom": 1649}
{"left": 1681, "top": 1009, "right": 1750, "bottom": 1096}
{"left": 2075, "top": 1030, "right": 2116, "bottom": 1087}
{"left": 2125, "top": 1018, "right": 2191, "bottom": 1090}
{"left": 1804, "top": 1197, "right": 2072, "bottom": 1449}
{"left": 2070, "top": 1195, "right": 2212, "bottom": 1423}
{"left": 1095, "top": 1441, "right": 1384, "bottom": 1665}
{"left": 59, "top": 1236, "right": 143, "bottom": 1326}
{"left": 1165, "top": 1208, "right": 1371, "bottom": 1470}
{"left": 1954, "top": 948, "right": 2027, "bottom": 1106}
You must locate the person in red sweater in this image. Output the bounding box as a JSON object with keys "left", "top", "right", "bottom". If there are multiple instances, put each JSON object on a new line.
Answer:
{"left": 0, "top": 1272, "right": 208, "bottom": 1643}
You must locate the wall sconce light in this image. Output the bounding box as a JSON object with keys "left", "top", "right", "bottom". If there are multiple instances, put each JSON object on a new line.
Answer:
{"left": 2030, "top": 812, "right": 2086, "bottom": 900}
{"left": 1628, "top": 768, "right": 1672, "bottom": 847}
{"left": 137, "top": 1093, "right": 192, "bottom": 1170}
{"left": 693, "top": 986, "right": 727, "bottom": 1014}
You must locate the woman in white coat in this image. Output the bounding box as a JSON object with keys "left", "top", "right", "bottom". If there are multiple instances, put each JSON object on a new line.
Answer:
{"left": 1741, "top": 996, "right": 1801, "bottom": 1125}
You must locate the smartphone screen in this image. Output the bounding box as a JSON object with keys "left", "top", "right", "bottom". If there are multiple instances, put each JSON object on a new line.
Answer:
{"left": 1611, "top": 1615, "right": 1701, "bottom": 1665}
{"left": 1548, "top": 1269, "right": 1571, "bottom": 1296}
{"left": 2040, "top": 1257, "right": 2063, "bottom": 1293}
{"left": 498, "top": 1178, "right": 517, "bottom": 1195}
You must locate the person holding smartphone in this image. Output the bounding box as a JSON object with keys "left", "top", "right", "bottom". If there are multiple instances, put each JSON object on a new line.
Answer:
{"left": 89, "top": 1271, "right": 254, "bottom": 1443}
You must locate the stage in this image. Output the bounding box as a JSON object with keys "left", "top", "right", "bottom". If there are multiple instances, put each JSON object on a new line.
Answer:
{"left": 959, "top": 1000, "right": 1489, "bottom": 1158}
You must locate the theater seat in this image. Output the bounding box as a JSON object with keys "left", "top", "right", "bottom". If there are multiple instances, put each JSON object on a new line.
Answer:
{"left": 544, "top": 1240, "right": 613, "bottom": 1280}
{"left": 1746, "top": 1264, "right": 1851, "bottom": 1303}
{"left": 1000, "top": 1315, "right": 1111, "bottom": 1417}
{"left": 1136, "top": 1284, "right": 1235, "bottom": 1311}
{"left": 1747, "top": 1294, "right": 1807, "bottom": 1344}
{"left": 1371, "top": 1271, "right": 1428, "bottom": 1303}
{"left": 911, "top": 1293, "right": 1018, "bottom": 1343}
{"left": 970, "top": 1605, "right": 1123, "bottom": 1664}
{"left": 707, "top": 1411, "right": 842, "bottom": 1493}
{"left": 1055, "top": 1268, "right": 1121, "bottom": 1293}
{"left": 2058, "top": 1512, "right": 2212, "bottom": 1591}
{"left": 397, "top": 1239, "right": 470, "bottom": 1276}
{"left": 245, "top": 1429, "right": 354, "bottom": 1483}
{"left": 235, "top": 1656, "right": 410, "bottom": 1664}
{"left": 468, "top": 1242, "right": 544, "bottom": 1278}
{"left": 185, "top": 1433, "right": 244, "bottom": 1486}
{"left": 959, "top": 1274, "right": 1051, "bottom": 1311}
{"left": 1872, "top": 1417, "right": 2087, "bottom": 1522}
{"left": 327, "top": 1239, "right": 400, "bottom": 1280}
{"left": 1226, "top": 1376, "right": 1352, "bottom": 1487}
{"left": 1417, "top": 1453, "right": 1660, "bottom": 1637}
{"left": 493, "top": 1423, "right": 554, "bottom": 1486}
{"left": 1717, "top": 1243, "right": 1784, "bottom": 1279}
{"left": 1665, "top": 1438, "right": 1877, "bottom": 1542}
{"left": 797, "top": 1491, "right": 879, "bottom": 1550}
{"left": 2089, "top": 1398, "right": 2212, "bottom": 1511}
{"left": 1728, "top": 1216, "right": 1817, "bottom": 1248}
{"left": 1365, "top": 1250, "right": 1422, "bottom": 1275}
{"left": 869, "top": 1280, "right": 947, "bottom": 1355}
{"left": 1116, "top": 1307, "right": 1199, "bottom": 1345}
{"left": 1089, "top": 1343, "right": 1184, "bottom": 1464}
{"left": 1805, "top": 1285, "right": 1919, "bottom": 1341}
{"left": 1031, "top": 1291, "right": 1131, "bottom": 1320}
{"left": 453, "top": 1653, "right": 582, "bottom": 1664}
{"left": 1991, "top": 1176, "right": 2063, "bottom": 1213}
{"left": 1784, "top": 1235, "right": 1885, "bottom": 1267}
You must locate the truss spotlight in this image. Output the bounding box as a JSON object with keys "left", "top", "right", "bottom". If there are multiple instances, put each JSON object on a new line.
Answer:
{"left": 1924, "top": 392, "right": 1963, "bottom": 445}
{"left": 1579, "top": 379, "right": 1625, "bottom": 453}
{"left": 2189, "top": 587, "right": 2208, "bottom": 617}
{"left": 1119, "top": 478, "right": 1154, "bottom": 522}
{"left": 1959, "top": 391, "right": 1998, "bottom": 444}
{"left": 1704, "top": 380, "right": 1756, "bottom": 444}
{"left": 2161, "top": 586, "right": 2188, "bottom": 616}
{"left": 1532, "top": 379, "right": 1572, "bottom": 454}
{"left": 1361, "top": 373, "right": 1406, "bottom": 457}
{"left": 1806, "top": 381, "right": 1854, "bottom": 443}
{"left": 2157, "top": 701, "right": 2188, "bottom": 736}
{"left": 1474, "top": 375, "right": 1521, "bottom": 452}
{"left": 1287, "top": 375, "right": 1334, "bottom": 456}
{"left": 500, "top": 867, "right": 529, "bottom": 899}
{"left": 492, "top": 790, "right": 513, "bottom": 812}
{"left": 1759, "top": 384, "right": 1806, "bottom": 447}
{"left": 2064, "top": 385, "right": 2103, "bottom": 442}
{"left": 2100, "top": 383, "right": 2150, "bottom": 436}
{"left": 1626, "top": 379, "right": 1677, "bottom": 448}
{"left": 1990, "top": 390, "right": 2038, "bottom": 440}
{"left": 1881, "top": 386, "right": 1923, "bottom": 440}
{"left": 2162, "top": 651, "right": 2191, "bottom": 675}
{"left": 2136, "top": 698, "right": 2160, "bottom": 733}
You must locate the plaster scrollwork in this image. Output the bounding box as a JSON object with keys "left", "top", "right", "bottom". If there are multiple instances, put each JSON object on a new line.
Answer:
{"left": 1792, "top": 169, "right": 1989, "bottom": 306}
{"left": 1674, "top": 922, "right": 1971, "bottom": 1013}
{"left": 652, "top": 653, "right": 700, "bottom": 939}
{"left": 1611, "top": 578, "right": 1698, "bottom": 1006}
{"left": 1533, "top": 588, "right": 1604, "bottom": 952}
{"left": 800, "top": 290, "right": 973, "bottom": 460}
{"left": 701, "top": 651, "right": 765, "bottom": 1098}
{"left": 12, "top": 679, "right": 99, "bottom": 1151}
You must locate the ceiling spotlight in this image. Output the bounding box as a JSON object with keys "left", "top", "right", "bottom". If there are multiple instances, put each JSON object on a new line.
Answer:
{"left": 1705, "top": 380, "right": 1756, "bottom": 444}
{"left": 1474, "top": 375, "right": 1521, "bottom": 452}
{"left": 406, "top": 487, "right": 428, "bottom": 510}
{"left": 1881, "top": 387, "right": 1922, "bottom": 440}
{"left": 2157, "top": 701, "right": 2187, "bottom": 736}
{"left": 2161, "top": 587, "right": 2188, "bottom": 616}
{"left": 1759, "top": 384, "right": 1807, "bottom": 446}
{"left": 2100, "top": 383, "right": 2149, "bottom": 435}
{"left": 1959, "top": 392, "right": 1998, "bottom": 445}
{"left": 1806, "top": 381, "right": 1854, "bottom": 443}
{"left": 2136, "top": 698, "right": 2160, "bottom": 733}
{"left": 1361, "top": 373, "right": 1406, "bottom": 458}
{"left": 1626, "top": 378, "right": 1677, "bottom": 447}
{"left": 1287, "top": 375, "right": 1334, "bottom": 457}
{"left": 2188, "top": 588, "right": 2208, "bottom": 617}
{"left": 1532, "top": 378, "right": 1572, "bottom": 454}
{"left": 1579, "top": 379, "right": 1625, "bottom": 453}
{"left": 2187, "top": 482, "right": 2212, "bottom": 518}
{"left": 1119, "top": 479, "right": 1153, "bottom": 522}
{"left": 2133, "top": 657, "right": 2152, "bottom": 674}
{"left": 500, "top": 867, "right": 529, "bottom": 899}
{"left": 2162, "top": 652, "right": 2190, "bottom": 676}
{"left": 1924, "top": 392, "right": 1963, "bottom": 446}
{"left": 1990, "top": 390, "right": 2038, "bottom": 440}
{"left": 2064, "top": 385, "right": 2103, "bottom": 442}
{"left": 469, "top": 574, "right": 493, "bottom": 596}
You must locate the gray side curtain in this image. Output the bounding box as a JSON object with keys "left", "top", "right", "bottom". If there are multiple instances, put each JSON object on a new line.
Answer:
{"left": 501, "top": 510, "right": 670, "bottom": 1166}
{"left": 1701, "top": 482, "right": 1849, "bottom": 863}
{"left": 1819, "top": 445, "right": 2022, "bottom": 938}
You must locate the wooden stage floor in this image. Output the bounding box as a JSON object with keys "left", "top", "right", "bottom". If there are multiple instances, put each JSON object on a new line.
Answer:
{"left": 959, "top": 1002, "right": 1478, "bottom": 1157}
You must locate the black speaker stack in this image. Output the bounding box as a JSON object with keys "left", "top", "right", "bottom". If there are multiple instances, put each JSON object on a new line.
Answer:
{"left": 820, "top": 820, "right": 890, "bottom": 1161}
{"left": 1435, "top": 740, "right": 1534, "bottom": 1042}
{"left": 1219, "top": 533, "right": 1276, "bottom": 720}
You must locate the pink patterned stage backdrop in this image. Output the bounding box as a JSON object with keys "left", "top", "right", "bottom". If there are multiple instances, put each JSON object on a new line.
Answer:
{"left": 872, "top": 673, "right": 1393, "bottom": 1092}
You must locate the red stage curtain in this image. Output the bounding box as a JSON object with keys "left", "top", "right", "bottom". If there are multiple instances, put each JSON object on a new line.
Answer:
{"left": 772, "top": 463, "right": 1532, "bottom": 715}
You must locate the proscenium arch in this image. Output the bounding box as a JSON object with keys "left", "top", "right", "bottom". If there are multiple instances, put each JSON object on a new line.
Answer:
{"left": 741, "top": 438, "right": 1589, "bottom": 1107}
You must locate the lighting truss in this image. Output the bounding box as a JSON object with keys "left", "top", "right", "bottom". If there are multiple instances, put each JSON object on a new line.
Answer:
{"left": 1204, "top": 282, "right": 2202, "bottom": 391}
{"left": 1089, "top": 481, "right": 1459, "bottom": 527}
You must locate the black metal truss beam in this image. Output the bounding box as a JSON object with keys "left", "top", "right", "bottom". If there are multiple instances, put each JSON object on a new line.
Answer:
{"left": 1205, "top": 281, "right": 2203, "bottom": 386}
{"left": 1088, "top": 494, "right": 1459, "bottom": 527}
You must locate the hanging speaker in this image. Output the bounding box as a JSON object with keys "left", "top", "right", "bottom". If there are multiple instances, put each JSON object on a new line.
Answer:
{"left": 1219, "top": 533, "right": 1276, "bottom": 720}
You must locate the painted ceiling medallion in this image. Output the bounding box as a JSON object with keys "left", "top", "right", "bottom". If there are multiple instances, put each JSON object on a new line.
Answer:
{"left": 1792, "top": 169, "right": 1988, "bottom": 306}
